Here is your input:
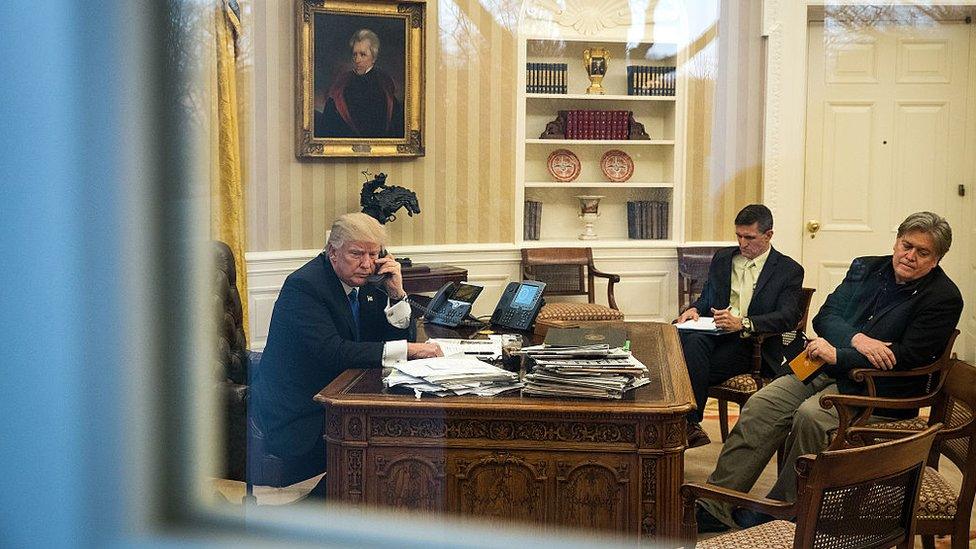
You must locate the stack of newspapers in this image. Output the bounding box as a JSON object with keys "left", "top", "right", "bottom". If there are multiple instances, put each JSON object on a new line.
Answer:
{"left": 521, "top": 327, "right": 650, "bottom": 399}
{"left": 384, "top": 354, "right": 522, "bottom": 399}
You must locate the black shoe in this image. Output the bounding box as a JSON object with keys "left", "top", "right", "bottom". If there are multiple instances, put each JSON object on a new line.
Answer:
{"left": 687, "top": 421, "right": 712, "bottom": 448}
{"left": 733, "top": 507, "right": 776, "bottom": 528}
{"left": 696, "top": 503, "right": 731, "bottom": 534}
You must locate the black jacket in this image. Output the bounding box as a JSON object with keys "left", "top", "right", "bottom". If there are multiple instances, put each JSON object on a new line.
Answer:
{"left": 813, "top": 256, "right": 963, "bottom": 417}
{"left": 252, "top": 254, "right": 411, "bottom": 461}
{"left": 690, "top": 246, "right": 805, "bottom": 374}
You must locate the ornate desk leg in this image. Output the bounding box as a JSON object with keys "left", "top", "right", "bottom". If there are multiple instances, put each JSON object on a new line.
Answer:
{"left": 639, "top": 417, "right": 687, "bottom": 542}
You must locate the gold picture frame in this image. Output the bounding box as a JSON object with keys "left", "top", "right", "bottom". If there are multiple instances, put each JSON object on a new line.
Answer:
{"left": 296, "top": 0, "right": 425, "bottom": 158}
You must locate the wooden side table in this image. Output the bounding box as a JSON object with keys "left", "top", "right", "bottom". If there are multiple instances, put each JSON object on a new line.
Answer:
{"left": 400, "top": 265, "right": 467, "bottom": 294}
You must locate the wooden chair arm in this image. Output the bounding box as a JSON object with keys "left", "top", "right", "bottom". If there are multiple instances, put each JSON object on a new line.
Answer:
{"left": 590, "top": 268, "right": 620, "bottom": 310}
{"left": 820, "top": 392, "right": 935, "bottom": 449}
{"left": 680, "top": 482, "right": 796, "bottom": 518}
{"left": 590, "top": 267, "right": 620, "bottom": 283}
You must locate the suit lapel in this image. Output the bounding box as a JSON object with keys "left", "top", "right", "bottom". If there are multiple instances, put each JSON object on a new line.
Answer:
{"left": 322, "top": 254, "right": 359, "bottom": 341}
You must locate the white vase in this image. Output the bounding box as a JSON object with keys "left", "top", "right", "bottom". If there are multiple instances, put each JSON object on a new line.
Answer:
{"left": 574, "top": 195, "right": 604, "bottom": 240}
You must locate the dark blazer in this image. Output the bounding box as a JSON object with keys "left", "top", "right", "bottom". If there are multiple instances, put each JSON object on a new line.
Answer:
{"left": 251, "top": 253, "right": 411, "bottom": 464}
{"left": 813, "top": 256, "right": 963, "bottom": 416}
{"left": 690, "top": 246, "right": 805, "bottom": 374}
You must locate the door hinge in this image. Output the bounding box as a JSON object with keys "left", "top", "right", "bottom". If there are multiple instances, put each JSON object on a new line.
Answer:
{"left": 959, "top": 184, "right": 966, "bottom": 197}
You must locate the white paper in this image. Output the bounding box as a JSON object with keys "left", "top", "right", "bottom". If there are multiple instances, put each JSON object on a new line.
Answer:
{"left": 674, "top": 317, "right": 721, "bottom": 332}
{"left": 428, "top": 337, "right": 502, "bottom": 359}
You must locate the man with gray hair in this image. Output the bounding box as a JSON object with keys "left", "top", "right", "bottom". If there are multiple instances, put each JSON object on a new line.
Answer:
{"left": 696, "top": 211, "right": 964, "bottom": 533}
{"left": 251, "top": 213, "right": 441, "bottom": 490}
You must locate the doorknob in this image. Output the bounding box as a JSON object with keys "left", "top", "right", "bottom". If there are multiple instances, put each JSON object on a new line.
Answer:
{"left": 806, "top": 220, "right": 821, "bottom": 239}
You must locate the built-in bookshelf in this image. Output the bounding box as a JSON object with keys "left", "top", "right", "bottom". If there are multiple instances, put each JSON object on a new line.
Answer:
{"left": 516, "top": 31, "right": 685, "bottom": 247}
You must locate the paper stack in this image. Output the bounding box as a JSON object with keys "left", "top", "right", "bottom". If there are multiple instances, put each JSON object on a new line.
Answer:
{"left": 521, "top": 327, "right": 650, "bottom": 399}
{"left": 384, "top": 355, "right": 522, "bottom": 399}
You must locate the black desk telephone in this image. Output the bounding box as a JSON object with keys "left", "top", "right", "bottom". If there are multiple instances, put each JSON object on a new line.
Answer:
{"left": 490, "top": 280, "right": 546, "bottom": 331}
{"left": 365, "top": 251, "right": 546, "bottom": 330}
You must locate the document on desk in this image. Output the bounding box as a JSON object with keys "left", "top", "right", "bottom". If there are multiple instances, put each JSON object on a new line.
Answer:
{"left": 385, "top": 355, "right": 522, "bottom": 398}
{"left": 428, "top": 337, "right": 503, "bottom": 359}
{"left": 674, "top": 317, "right": 723, "bottom": 333}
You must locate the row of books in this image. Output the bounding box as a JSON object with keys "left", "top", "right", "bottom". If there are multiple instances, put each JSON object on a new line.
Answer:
{"left": 559, "top": 109, "right": 631, "bottom": 140}
{"left": 521, "top": 327, "right": 650, "bottom": 399}
{"left": 526, "top": 63, "right": 568, "bottom": 94}
{"left": 524, "top": 200, "right": 542, "bottom": 240}
{"left": 627, "top": 200, "right": 670, "bottom": 239}
{"left": 627, "top": 66, "right": 676, "bottom": 96}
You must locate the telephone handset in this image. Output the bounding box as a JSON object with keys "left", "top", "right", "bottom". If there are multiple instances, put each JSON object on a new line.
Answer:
{"left": 490, "top": 281, "right": 546, "bottom": 331}
{"left": 365, "top": 249, "right": 392, "bottom": 286}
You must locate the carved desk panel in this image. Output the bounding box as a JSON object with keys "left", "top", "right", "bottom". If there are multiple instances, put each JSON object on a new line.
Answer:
{"left": 315, "top": 321, "right": 694, "bottom": 541}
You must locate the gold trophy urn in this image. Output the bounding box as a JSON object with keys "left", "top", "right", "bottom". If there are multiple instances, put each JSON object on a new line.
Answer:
{"left": 583, "top": 47, "right": 610, "bottom": 95}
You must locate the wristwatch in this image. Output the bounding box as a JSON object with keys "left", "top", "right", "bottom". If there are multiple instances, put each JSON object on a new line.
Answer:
{"left": 741, "top": 317, "right": 754, "bottom": 334}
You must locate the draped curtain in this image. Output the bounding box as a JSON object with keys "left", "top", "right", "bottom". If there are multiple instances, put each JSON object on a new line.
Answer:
{"left": 212, "top": 0, "right": 248, "bottom": 336}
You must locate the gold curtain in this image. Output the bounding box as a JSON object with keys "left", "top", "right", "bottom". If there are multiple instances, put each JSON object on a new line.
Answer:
{"left": 212, "top": 0, "right": 249, "bottom": 336}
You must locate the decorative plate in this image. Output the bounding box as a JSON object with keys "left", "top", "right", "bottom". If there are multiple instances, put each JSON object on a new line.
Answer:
{"left": 600, "top": 149, "right": 635, "bottom": 182}
{"left": 547, "top": 149, "right": 581, "bottom": 182}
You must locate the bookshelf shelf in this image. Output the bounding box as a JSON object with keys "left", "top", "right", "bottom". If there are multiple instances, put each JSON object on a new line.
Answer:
{"left": 516, "top": 14, "right": 686, "bottom": 249}
{"left": 525, "top": 181, "right": 673, "bottom": 188}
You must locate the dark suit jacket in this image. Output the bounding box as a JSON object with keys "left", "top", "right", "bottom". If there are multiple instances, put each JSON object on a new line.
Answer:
{"left": 689, "top": 246, "right": 805, "bottom": 374}
{"left": 252, "top": 253, "right": 411, "bottom": 465}
{"left": 813, "top": 256, "right": 963, "bottom": 417}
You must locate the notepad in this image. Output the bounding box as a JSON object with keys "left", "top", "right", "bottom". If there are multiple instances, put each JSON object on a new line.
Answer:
{"left": 674, "top": 317, "right": 722, "bottom": 333}
{"left": 788, "top": 349, "right": 825, "bottom": 382}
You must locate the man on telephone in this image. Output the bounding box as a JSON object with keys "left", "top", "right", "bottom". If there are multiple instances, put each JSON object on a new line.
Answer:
{"left": 676, "top": 204, "right": 804, "bottom": 448}
{"left": 251, "top": 212, "right": 442, "bottom": 490}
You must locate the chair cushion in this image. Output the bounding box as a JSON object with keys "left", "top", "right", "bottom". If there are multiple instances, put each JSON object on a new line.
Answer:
{"left": 696, "top": 520, "right": 795, "bottom": 548}
{"left": 715, "top": 374, "right": 759, "bottom": 394}
{"left": 536, "top": 302, "right": 624, "bottom": 322}
{"left": 917, "top": 466, "right": 958, "bottom": 520}
{"left": 863, "top": 416, "right": 929, "bottom": 431}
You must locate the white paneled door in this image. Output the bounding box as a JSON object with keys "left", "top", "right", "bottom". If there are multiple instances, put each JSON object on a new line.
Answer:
{"left": 803, "top": 18, "right": 974, "bottom": 360}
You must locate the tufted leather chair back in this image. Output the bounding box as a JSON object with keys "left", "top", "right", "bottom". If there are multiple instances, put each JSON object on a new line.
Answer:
{"left": 214, "top": 241, "right": 249, "bottom": 481}
{"left": 214, "top": 241, "right": 248, "bottom": 385}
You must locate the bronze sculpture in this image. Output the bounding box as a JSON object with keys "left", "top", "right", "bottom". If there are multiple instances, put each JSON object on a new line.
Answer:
{"left": 359, "top": 172, "right": 420, "bottom": 224}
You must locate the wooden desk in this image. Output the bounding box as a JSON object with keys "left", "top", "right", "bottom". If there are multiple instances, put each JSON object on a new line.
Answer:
{"left": 314, "top": 321, "right": 694, "bottom": 541}
{"left": 401, "top": 265, "right": 467, "bottom": 294}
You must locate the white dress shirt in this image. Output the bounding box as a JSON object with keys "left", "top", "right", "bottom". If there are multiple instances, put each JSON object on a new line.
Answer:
{"left": 340, "top": 281, "right": 411, "bottom": 365}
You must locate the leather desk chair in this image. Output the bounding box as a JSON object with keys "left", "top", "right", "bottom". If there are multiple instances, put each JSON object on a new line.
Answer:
{"left": 682, "top": 423, "right": 941, "bottom": 548}
{"left": 213, "top": 241, "right": 250, "bottom": 482}
{"left": 521, "top": 248, "right": 623, "bottom": 334}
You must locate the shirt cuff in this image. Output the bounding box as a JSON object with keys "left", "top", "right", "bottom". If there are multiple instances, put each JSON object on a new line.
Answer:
{"left": 382, "top": 340, "right": 408, "bottom": 366}
{"left": 385, "top": 298, "right": 411, "bottom": 329}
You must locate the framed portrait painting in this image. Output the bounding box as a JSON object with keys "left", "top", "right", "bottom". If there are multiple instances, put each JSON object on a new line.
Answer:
{"left": 296, "top": 0, "right": 425, "bottom": 158}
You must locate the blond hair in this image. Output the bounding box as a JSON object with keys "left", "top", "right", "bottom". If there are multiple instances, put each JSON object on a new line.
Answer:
{"left": 326, "top": 213, "right": 387, "bottom": 250}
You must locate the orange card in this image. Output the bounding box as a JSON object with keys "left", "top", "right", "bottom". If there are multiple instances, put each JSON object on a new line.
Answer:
{"left": 789, "top": 349, "right": 826, "bottom": 382}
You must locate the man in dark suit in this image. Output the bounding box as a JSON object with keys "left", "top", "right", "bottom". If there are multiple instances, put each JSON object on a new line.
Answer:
{"left": 696, "top": 211, "right": 963, "bottom": 532}
{"left": 250, "top": 213, "right": 442, "bottom": 488}
{"left": 677, "top": 204, "right": 804, "bottom": 447}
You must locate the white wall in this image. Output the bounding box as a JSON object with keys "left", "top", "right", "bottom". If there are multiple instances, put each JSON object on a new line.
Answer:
{"left": 246, "top": 245, "right": 684, "bottom": 350}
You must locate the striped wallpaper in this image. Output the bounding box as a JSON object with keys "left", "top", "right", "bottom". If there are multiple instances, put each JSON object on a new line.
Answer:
{"left": 244, "top": 0, "right": 761, "bottom": 252}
